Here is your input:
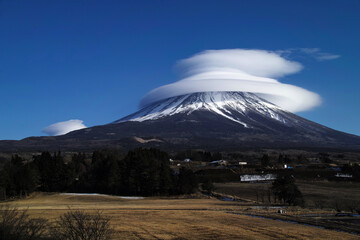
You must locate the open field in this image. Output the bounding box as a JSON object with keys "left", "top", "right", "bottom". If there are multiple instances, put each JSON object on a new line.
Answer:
{"left": 1, "top": 193, "right": 359, "bottom": 239}
{"left": 213, "top": 181, "right": 360, "bottom": 208}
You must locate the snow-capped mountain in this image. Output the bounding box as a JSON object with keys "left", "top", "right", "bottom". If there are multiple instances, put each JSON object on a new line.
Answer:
{"left": 111, "top": 91, "right": 315, "bottom": 135}
{"left": 115, "top": 92, "right": 287, "bottom": 127}
{"left": 1, "top": 91, "right": 360, "bottom": 151}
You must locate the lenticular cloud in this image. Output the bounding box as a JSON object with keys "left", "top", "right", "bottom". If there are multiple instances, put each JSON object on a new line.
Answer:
{"left": 140, "top": 49, "right": 321, "bottom": 112}
{"left": 42, "top": 119, "right": 87, "bottom": 136}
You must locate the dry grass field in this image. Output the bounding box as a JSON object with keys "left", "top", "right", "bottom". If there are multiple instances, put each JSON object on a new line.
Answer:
{"left": 213, "top": 181, "right": 360, "bottom": 208}
{"left": 1, "top": 192, "right": 359, "bottom": 239}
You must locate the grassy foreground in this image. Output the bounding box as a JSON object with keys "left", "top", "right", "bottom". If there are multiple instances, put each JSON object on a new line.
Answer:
{"left": 1, "top": 193, "right": 359, "bottom": 240}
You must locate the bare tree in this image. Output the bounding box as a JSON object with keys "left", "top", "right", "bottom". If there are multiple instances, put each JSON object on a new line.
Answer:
{"left": 314, "top": 200, "right": 325, "bottom": 209}
{"left": 267, "top": 187, "right": 272, "bottom": 204}
{"left": 51, "top": 209, "right": 114, "bottom": 240}
{"left": 260, "top": 187, "right": 265, "bottom": 203}
{"left": 344, "top": 200, "right": 360, "bottom": 214}
{"left": 0, "top": 205, "right": 48, "bottom": 240}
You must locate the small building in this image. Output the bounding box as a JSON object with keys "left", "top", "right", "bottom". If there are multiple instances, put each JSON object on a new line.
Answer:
{"left": 210, "top": 160, "right": 227, "bottom": 166}
{"left": 335, "top": 173, "right": 352, "bottom": 178}
{"left": 240, "top": 174, "right": 276, "bottom": 182}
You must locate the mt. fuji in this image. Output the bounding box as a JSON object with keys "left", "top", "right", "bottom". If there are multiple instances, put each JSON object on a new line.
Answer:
{"left": 116, "top": 92, "right": 291, "bottom": 128}
{"left": 2, "top": 91, "right": 359, "bottom": 151}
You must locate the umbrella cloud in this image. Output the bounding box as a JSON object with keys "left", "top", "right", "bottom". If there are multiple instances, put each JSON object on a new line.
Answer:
{"left": 42, "top": 119, "right": 87, "bottom": 136}
{"left": 140, "top": 49, "right": 322, "bottom": 112}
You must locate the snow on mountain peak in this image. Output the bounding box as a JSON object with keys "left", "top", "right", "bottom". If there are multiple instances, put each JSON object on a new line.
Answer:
{"left": 114, "top": 92, "right": 288, "bottom": 127}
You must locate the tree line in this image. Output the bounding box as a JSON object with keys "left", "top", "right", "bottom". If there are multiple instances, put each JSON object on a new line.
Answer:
{"left": 0, "top": 148, "right": 198, "bottom": 199}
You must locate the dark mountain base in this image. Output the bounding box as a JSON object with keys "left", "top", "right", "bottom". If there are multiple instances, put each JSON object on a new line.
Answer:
{"left": 1, "top": 110, "right": 359, "bottom": 152}
{"left": 1, "top": 92, "right": 360, "bottom": 152}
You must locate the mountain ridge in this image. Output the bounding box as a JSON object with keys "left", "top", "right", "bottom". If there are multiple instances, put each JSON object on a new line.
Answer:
{"left": 0, "top": 91, "right": 359, "bottom": 152}
{"left": 115, "top": 92, "right": 287, "bottom": 127}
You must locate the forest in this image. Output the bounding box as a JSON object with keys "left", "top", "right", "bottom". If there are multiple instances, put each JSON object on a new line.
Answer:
{"left": 0, "top": 148, "right": 198, "bottom": 199}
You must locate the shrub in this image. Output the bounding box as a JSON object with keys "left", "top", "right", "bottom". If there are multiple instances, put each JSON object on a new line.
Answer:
{"left": 0, "top": 205, "right": 48, "bottom": 240}
{"left": 50, "top": 209, "right": 113, "bottom": 240}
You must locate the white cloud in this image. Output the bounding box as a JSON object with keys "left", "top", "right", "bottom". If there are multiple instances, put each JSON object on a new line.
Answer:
{"left": 140, "top": 49, "right": 322, "bottom": 112}
{"left": 315, "top": 54, "right": 341, "bottom": 61}
{"left": 42, "top": 119, "right": 87, "bottom": 136}
{"left": 177, "top": 49, "right": 303, "bottom": 78}
{"left": 299, "top": 48, "right": 321, "bottom": 54}
{"left": 299, "top": 48, "right": 340, "bottom": 61}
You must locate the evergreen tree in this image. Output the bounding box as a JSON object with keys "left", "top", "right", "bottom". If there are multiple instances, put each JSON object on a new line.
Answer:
{"left": 33, "top": 152, "right": 69, "bottom": 192}
{"left": 122, "top": 148, "right": 173, "bottom": 196}
{"left": 261, "top": 154, "right": 270, "bottom": 167}
{"left": 201, "top": 179, "right": 215, "bottom": 194}
{"left": 176, "top": 167, "right": 198, "bottom": 194}
{"left": 0, "top": 155, "right": 39, "bottom": 198}
{"left": 272, "top": 175, "right": 304, "bottom": 206}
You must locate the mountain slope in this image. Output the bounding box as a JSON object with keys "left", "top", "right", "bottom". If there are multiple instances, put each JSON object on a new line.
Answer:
{"left": 1, "top": 92, "right": 360, "bottom": 151}
{"left": 112, "top": 92, "right": 355, "bottom": 142}
{"left": 116, "top": 92, "right": 287, "bottom": 128}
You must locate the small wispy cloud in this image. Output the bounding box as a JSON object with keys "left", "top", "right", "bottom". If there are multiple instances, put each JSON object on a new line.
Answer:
{"left": 315, "top": 53, "right": 341, "bottom": 61}
{"left": 300, "top": 48, "right": 340, "bottom": 61}
{"left": 42, "top": 119, "right": 87, "bottom": 136}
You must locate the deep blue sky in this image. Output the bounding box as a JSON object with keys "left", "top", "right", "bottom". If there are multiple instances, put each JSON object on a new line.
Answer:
{"left": 1, "top": 0, "right": 359, "bottom": 140}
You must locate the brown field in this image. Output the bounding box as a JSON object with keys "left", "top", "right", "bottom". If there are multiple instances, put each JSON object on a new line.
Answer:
{"left": 1, "top": 192, "right": 359, "bottom": 239}
{"left": 213, "top": 181, "right": 360, "bottom": 207}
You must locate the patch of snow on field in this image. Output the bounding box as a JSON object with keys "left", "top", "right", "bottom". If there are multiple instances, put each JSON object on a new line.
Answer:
{"left": 60, "top": 193, "right": 144, "bottom": 199}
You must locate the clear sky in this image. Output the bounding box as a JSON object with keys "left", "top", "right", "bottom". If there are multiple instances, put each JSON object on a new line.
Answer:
{"left": 1, "top": 0, "right": 359, "bottom": 140}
